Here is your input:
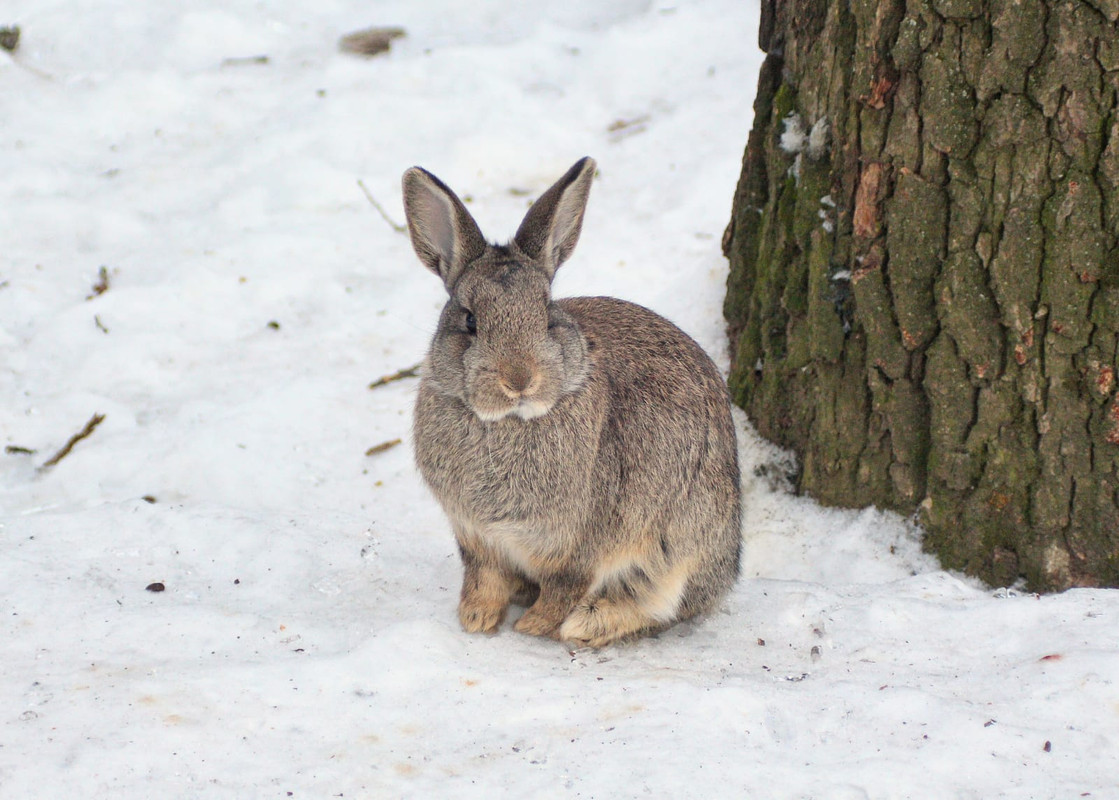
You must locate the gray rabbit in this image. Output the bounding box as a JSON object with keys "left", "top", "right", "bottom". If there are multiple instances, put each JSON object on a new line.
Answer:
{"left": 403, "top": 157, "right": 741, "bottom": 648}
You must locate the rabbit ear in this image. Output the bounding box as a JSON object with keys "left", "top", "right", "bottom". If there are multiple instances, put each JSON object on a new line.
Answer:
{"left": 513, "top": 157, "right": 596, "bottom": 277}
{"left": 402, "top": 167, "right": 488, "bottom": 287}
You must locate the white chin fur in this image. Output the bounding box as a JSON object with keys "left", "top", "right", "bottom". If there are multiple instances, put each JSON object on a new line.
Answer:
{"left": 472, "top": 400, "right": 552, "bottom": 422}
{"left": 513, "top": 400, "right": 552, "bottom": 420}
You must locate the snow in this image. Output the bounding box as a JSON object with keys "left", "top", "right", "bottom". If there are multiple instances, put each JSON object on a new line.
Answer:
{"left": 2, "top": 1, "right": 1118, "bottom": 797}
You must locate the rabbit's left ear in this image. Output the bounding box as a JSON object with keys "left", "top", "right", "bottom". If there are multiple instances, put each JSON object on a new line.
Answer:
{"left": 514, "top": 157, "right": 596, "bottom": 277}
{"left": 402, "top": 167, "right": 488, "bottom": 289}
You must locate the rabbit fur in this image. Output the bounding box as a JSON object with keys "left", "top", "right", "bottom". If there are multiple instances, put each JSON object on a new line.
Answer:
{"left": 403, "top": 157, "right": 741, "bottom": 648}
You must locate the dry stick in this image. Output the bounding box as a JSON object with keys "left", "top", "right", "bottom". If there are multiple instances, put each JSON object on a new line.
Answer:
{"left": 16, "top": 61, "right": 55, "bottom": 80}
{"left": 87, "top": 266, "right": 110, "bottom": 300}
{"left": 369, "top": 362, "right": 421, "bottom": 390}
{"left": 221, "top": 55, "right": 270, "bottom": 66}
{"left": 2, "top": 26, "right": 54, "bottom": 81}
{"left": 357, "top": 179, "right": 407, "bottom": 234}
{"left": 365, "top": 438, "right": 402, "bottom": 456}
{"left": 39, "top": 413, "right": 105, "bottom": 471}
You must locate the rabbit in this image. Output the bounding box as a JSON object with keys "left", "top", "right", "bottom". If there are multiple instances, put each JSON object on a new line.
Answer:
{"left": 402, "top": 156, "right": 741, "bottom": 648}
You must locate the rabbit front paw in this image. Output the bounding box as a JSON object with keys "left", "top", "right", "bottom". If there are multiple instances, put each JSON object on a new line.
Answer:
{"left": 458, "top": 599, "right": 507, "bottom": 634}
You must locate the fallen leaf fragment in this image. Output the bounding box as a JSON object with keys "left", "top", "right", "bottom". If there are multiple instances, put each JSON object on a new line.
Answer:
{"left": 339, "top": 27, "right": 406, "bottom": 58}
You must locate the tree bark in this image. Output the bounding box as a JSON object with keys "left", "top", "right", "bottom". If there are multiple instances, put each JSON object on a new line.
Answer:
{"left": 724, "top": 0, "right": 1119, "bottom": 590}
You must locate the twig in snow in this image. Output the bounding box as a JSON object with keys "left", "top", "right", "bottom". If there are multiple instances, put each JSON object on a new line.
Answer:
{"left": 5, "top": 445, "right": 37, "bottom": 455}
{"left": 221, "top": 55, "right": 270, "bottom": 67}
{"left": 3, "top": 27, "right": 54, "bottom": 81}
{"left": 607, "top": 115, "right": 650, "bottom": 142}
{"left": 357, "top": 179, "right": 407, "bottom": 234}
{"left": 365, "top": 438, "right": 402, "bottom": 456}
{"left": 14, "top": 60, "right": 55, "bottom": 80}
{"left": 94, "top": 315, "right": 109, "bottom": 334}
{"left": 39, "top": 413, "right": 105, "bottom": 471}
{"left": 87, "top": 266, "right": 110, "bottom": 300}
{"left": 368, "top": 362, "right": 421, "bottom": 389}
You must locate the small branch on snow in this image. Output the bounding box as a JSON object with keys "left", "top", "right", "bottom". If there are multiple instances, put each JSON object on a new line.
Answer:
{"left": 3, "top": 27, "right": 54, "bottom": 81}
{"left": 221, "top": 55, "right": 270, "bottom": 67}
{"left": 607, "top": 115, "right": 650, "bottom": 142}
{"left": 357, "top": 179, "right": 407, "bottom": 234}
{"left": 365, "top": 438, "right": 402, "bottom": 456}
{"left": 87, "top": 265, "right": 110, "bottom": 300}
{"left": 368, "top": 362, "right": 421, "bottom": 390}
{"left": 39, "top": 413, "right": 105, "bottom": 471}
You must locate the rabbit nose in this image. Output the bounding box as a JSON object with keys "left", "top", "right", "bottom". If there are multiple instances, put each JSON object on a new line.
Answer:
{"left": 497, "top": 360, "right": 540, "bottom": 398}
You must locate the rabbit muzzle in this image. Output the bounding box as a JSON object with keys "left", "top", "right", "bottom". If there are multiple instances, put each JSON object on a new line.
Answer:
{"left": 466, "top": 352, "right": 557, "bottom": 422}
{"left": 497, "top": 358, "right": 541, "bottom": 398}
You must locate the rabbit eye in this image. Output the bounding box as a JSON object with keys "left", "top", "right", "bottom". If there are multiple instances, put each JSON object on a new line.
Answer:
{"left": 464, "top": 311, "right": 477, "bottom": 335}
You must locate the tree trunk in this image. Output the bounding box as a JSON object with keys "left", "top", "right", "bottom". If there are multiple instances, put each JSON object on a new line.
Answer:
{"left": 723, "top": 0, "right": 1119, "bottom": 590}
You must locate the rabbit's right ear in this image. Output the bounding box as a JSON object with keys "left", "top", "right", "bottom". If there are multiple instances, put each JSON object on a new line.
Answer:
{"left": 402, "top": 167, "right": 487, "bottom": 287}
{"left": 514, "top": 157, "right": 596, "bottom": 278}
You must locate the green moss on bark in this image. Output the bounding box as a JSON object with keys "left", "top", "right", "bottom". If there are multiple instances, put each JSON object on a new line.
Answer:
{"left": 724, "top": 0, "right": 1119, "bottom": 590}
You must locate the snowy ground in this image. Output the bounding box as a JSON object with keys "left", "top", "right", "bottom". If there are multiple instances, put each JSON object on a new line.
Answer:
{"left": 2, "top": 1, "right": 1118, "bottom": 797}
